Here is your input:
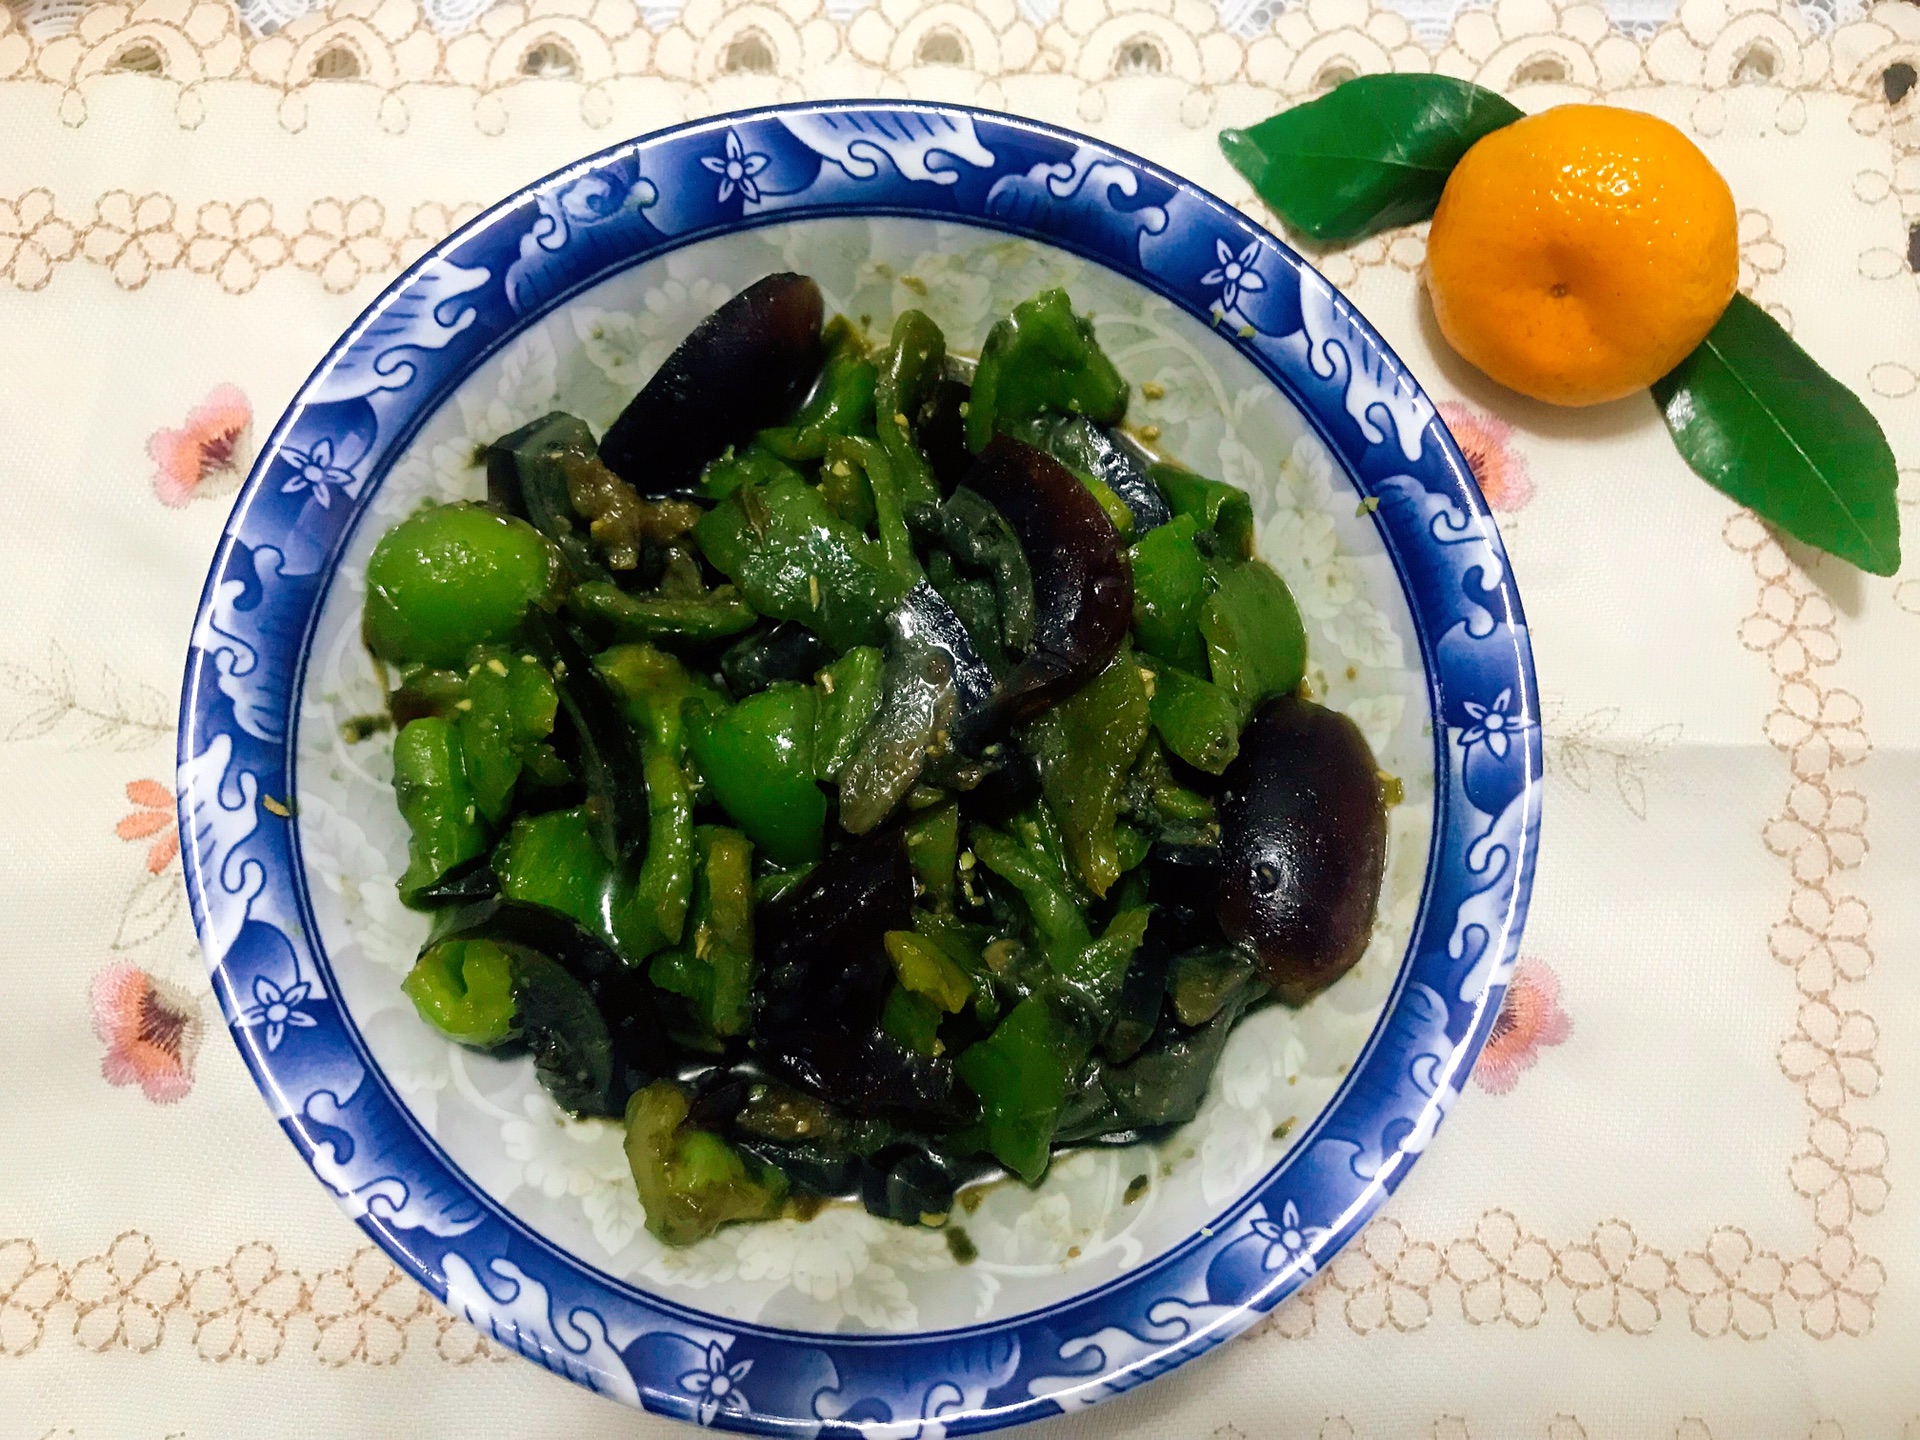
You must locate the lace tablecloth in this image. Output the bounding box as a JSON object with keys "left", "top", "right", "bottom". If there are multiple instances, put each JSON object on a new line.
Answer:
{"left": 2, "top": 0, "right": 1918, "bottom": 1433}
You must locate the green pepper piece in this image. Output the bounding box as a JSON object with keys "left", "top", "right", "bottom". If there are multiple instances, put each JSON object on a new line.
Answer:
{"left": 699, "top": 442, "right": 806, "bottom": 501}
{"left": 839, "top": 436, "right": 921, "bottom": 587}
{"left": 392, "top": 717, "right": 488, "bottom": 906}
{"left": 1202, "top": 561, "right": 1308, "bottom": 721}
{"left": 1128, "top": 514, "right": 1209, "bottom": 670}
{"left": 1169, "top": 948, "right": 1260, "bottom": 1027}
{"left": 759, "top": 316, "right": 878, "bottom": 462}
{"left": 389, "top": 663, "right": 467, "bottom": 725}
{"left": 692, "top": 475, "right": 907, "bottom": 651}
{"left": 625, "top": 1081, "right": 788, "bottom": 1245}
{"left": 597, "top": 644, "right": 701, "bottom": 956}
{"left": 652, "top": 825, "right": 757, "bottom": 1039}
{"left": 1151, "top": 465, "right": 1255, "bottom": 560}
{"left": 880, "top": 983, "right": 945, "bottom": 1057}
{"left": 884, "top": 929, "right": 973, "bottom": 1013}
{"left": 494, "top": 805, "right": 619, "bottom": 942}
{"left": 686, "top": 683, "right": 826, "bottom": 867}
{"left": 566, "top": 580, "right": 759, "bottom": 644}
{"left": 903, "top": 800, "right": 960, "bottom": 908}
{"left": 364, "top": 503, "right": 560, "bottom": 668}
{"left": 873, "top": 309, "right": 946, "bottom": 506}
{"left": 939, "top": 488, "right": 1035, "bottom": 654}
{"left": 457, "top": 649, "right": 560, "bottom": 824}
{"left": 1021, "top": 647, "right": 1152, "bottom": 896}
{"left": 811, "top": 645, "right": 885, "bottom": 781}
{"left": 1143, "top": 656, "right": 1242, "bottom": 775}
{"left": 1124, "top": 742, "right": 1219, "bottom": 844}
{"left": 966, "top": 289, "right": 1128, "bottom": 452}
{"left": 401, "top": 938, "right": 517, "bottom": 1046}
{"left": 968, "top": 822, "right": 1089, "bottom": 970}
{"left": 954, "top": 998, "right": 1080, "bottom": 1183}
{"left": 817, "top": 448, "right": 877, "bottom": 532}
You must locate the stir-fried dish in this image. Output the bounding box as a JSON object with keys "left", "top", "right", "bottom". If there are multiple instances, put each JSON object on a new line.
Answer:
{"left": 364, "top": 275, "right": 1389, "bottom": 1246}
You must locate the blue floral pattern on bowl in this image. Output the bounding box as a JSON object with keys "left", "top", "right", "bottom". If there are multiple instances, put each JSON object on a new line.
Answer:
{"left": 178, "top": 102, "right": 1540, "bottom": 1434}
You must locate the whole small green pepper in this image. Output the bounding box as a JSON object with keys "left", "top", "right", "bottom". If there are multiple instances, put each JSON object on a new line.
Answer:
{"left": 1021, "top": 646, "right": 1152, "bottom": 896}
{"left": 1128, "top": 514, "right": 1209, "bottom": 670}
{"left": 392, "top": 716, "right": 488, "bottom": 905}
{"left": 966, "top": 289, "right": 1129, "bottom": 452}
{"left": 692, "top": 475, "right": 908, "bottom": 651}
{"left": 1202, "top": 560, "right": 1308, "bottom": 720}
{"left": 811, "top": 645, "right": 885, "bottom": 781}
{"left": 759, "top": 316, "right": 878, "bottom": 462}
{"left": 1151, "top": 465, "right": 1255, "bottom": 560}
{"left": 625, "top": 1082, "right": 789, "bottom": 1245}
{"left": 686, "top": 683, "right": 826, "bottom": 867}
{"left": 596, "top": 644, "right": 702, "bottom": 957}
{"left": 364, "top": 503, "right": 560, "bottom": 669}
{"left": 954, "top": 997, "right": 1081, "bottom": 1183}
{"left": 457, "top": 649, "right": 561, "bottom": 824}
{"left": 401, "top": 938, "right": 517, "bottom": 1046}
{"left": 566, "top": 580, "right": 758, "bottom": 644}
{"left": 1142, "top": 656, "right": 1241, "bottom": 775}
{"left": 872, "top": 309, "right": 947, "bottom": 506}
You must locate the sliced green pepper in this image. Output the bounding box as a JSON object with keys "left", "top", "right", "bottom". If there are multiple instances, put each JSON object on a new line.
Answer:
{"left": 1021, "top": 646, "right": 1152, "bottom": 896}
{"left": 494, "top": 805, "right": 618, "bottom": 943}
{"left": 1152, "top": 465, "right": 1255, "bottom": 560}
{"left": 596, "top": 644, "right": 702, "bottom": 957}
{"left": 938, "top": 488, "right": 1035, "bottom": 655}
{"left": 838, "top": 436, "right": 921, "bottom": 587}
{"left": 401, "top": 937, "right": 517, "bottom": 1047}
{"left": 880, "top": 983, "right": 945, "bottom": 1057}
{"left": 872, "top": 309, "right": 946, "bottom": 506}
{"left": 1128, "top": 514, "right": 1209, "bottom": 670}
{"left": 456, "top": 649, "right": 560, "bottom": 824}
{"left": 968, "top": 821, "right": 1088, "bottom": 970}
{"left": 1143, "top": 656, "right": 1241, "bottom": 775}
{"left": 686, "top": 683, "right": 826, "bottom": 867}
{"left": 625, "top": 1081, "right": 789, "bottom": 1245}
{"left": 811, "top": 645, "right": 885, "bottom": 781}
{"left": 966, "top": 289, "right": 1128, "bottom": 452}
{"left": 364, "top": 503, "right": 560, "bottom": 669}
{"left": 884, "top": 929, "right": 973, "bottom": 1013}
{"left": 699, "top": 442, "right": 805, "bottom": 502}
{"left": 392, "top": 716, "right": 488, "bottom": 905}
{"left": 817, "top": 448, "right": 876, "bottom": 532}
{"left": 1202, "top": 561, "right": 1307, "bottom": 720}
{"left": 759, "top": 316, "right": 877, "bottom": 462}
{"left": 651, "top": 825, "right": 757, "bottom": 1040}
{"left": 954, "top": 997, "right": 1080, "bottom": 1183}
{"left": 903, "top": 800, "right": 960, "bottom": 908}
{"left": 566, "top": 580, "right": 759, "bottom": 644}
{"left": 692, "top": 475, "right": 907, "bottom": 651}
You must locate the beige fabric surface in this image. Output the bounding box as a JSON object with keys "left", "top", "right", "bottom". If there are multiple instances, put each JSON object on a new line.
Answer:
{"left": 1, "top": 0, "right": 1918, "bottom": 1433}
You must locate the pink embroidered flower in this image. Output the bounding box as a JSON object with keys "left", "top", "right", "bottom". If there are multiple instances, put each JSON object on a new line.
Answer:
{"left": 1438, "top": 401, "right": 1534, "bottom": 513}
{"left": 116, "top": 779, "right": 179, "bottom": 874}
{"left": 1475, "top": 957, "right": 1571, "bottom": 1094}
{"left": 92, "top": 965, "right": 202, "bottom": 1104}
{"left": 148, "top": 384, "right": 251, "bottom": 508}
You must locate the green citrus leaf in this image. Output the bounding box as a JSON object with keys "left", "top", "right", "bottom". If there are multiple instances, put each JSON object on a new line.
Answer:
{"left": 1218, "top": 75, "right": 1523, "bottom": 246}
{"left": 1652, "top": 294, "right": 1901, "bottom": 577}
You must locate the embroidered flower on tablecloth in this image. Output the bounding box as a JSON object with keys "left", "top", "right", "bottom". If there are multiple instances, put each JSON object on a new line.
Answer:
{"left": 91, "top": 964, "right": 202, "bottom": 1103}
{"left": 1202, "top": 237, "right": 1265, "bottom": 313}
{"left": 701, "top": 131, "right": 769, "bottom": 205}
{"left": 1474, "top": 957, "right": 1571, "bottom": 1094}
{"left": 238, "top": 975, "right": 316, "bottom": 1050}
{"left": 115, "top": 779, "right": 179, "bottom": 872}
{"left": 679, "top": 1339, "right": 753, "bottom": 1426}
{"left": 1437, "top": 400, "right": 1533, "bottom": 513}
{"left": 148, "top": 386, "right": 251, "bottom": 508}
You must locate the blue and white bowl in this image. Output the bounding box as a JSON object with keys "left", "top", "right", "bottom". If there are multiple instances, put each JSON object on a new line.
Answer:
{"left": 178, "top": 102, "right": 1540, "bottom": 1433}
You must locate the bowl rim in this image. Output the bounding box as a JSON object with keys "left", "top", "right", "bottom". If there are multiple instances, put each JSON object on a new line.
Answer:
{"left": 177, "top": 99, "right": 1541, "bottom": 1433}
